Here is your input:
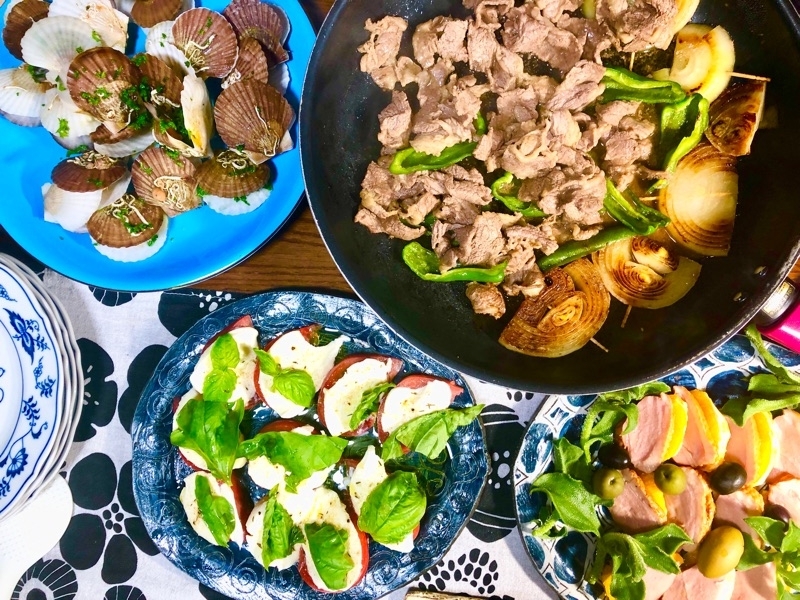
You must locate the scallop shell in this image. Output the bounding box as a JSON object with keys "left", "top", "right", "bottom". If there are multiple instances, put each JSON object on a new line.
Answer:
{"left": 67, "top": 47, "right": 144, "bottom": 134}
{"left": 21, "top": 16, "right": 102, "bottom": 78}
{"left": 91, "top": 122, "right": 139, "bottom": 144}
{"left": 131, "top": 144, "right": 200, "bottom": 215}
{"left": 195, "top": 148, "right": 269, "bottom": 198}
{"left": 40, "top": 87, "right": 101, "bottom": 148}
{"left": 93, "top": 216, "right": 168, "bottom": 261}
{"left": 167, "top": 71, "right": 212, "bottom": 157}
{"left": 223, "top": 0, "right": 289, "bottom": 64}
{"left": 145, "top": 21, "right": 191, "bottom": 75}
{"left": 204, "top": 186, "right": 270, "bottom": 215}
{"left": 116, "top": 0, "right": 136, "bottom": 17}
{"left": 0, "top": 66, "right": 51, "bottom": 127}
{"left": 94, "top": 127, "right": 155, "bottom": 157}
{"left": 222, "top": 36, "right": 269, "bottom": 89}
{"left": 3, "top": 0, "right": 49, "bottom": 60}
{"left": 267, "top": 61, "right": 289, "bottom": 95}
{"left": 87, "top": 194, "right": 166, "bottom": 248}
{"left": 4, "top": 0, "right": 27, "bottom": 24}
{"left": 48, "top": 0, "right": 129, "bottom": 52}
{"left": 51, "top": 151, "right": 126, "bottom": 192}
{"left": 134, "top": 52, "right": 184, "bottom": 109}
{"left": 172, "top": 8, "right": 238, "bottom": 78}
{"left": 130, "top": 0, "right": 182, "bottom": 29}
{"left": 43, "top": 182, "right": 104, "bottom": 232}
{"left": 214, "top": 80, "right": 293, "bottom": 159}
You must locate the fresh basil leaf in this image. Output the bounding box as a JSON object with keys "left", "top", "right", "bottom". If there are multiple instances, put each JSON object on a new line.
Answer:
{"left": 238, "top": 432, "right": 348, "bottom": 492}
{"left": 381, "top": 405, "right": 484, "bottom": 461}
{"left": 254, "top": 348, "right": 279, "bottom": 377}
{"left": 210, "top": 333, "right": 240, "bottom": 371}
{"left": 170, "top": 397, "right": 243, "bottom": 483}
{"left": 553, "top": 438, "right": 592, "bottom": 487}
{"left": 304, "top": 522, "right": 354, "bottom": 591}
{"left": 738, "top": 532, "right": 777, "bottom": 570}
{"left": 610, "top": 573, "right": 645, "bottom": 600}
{"left": 782, "top": 522, "right": 800, "bottom": 554}
{"left": 195, "top": 475, "right": 235, "bottom": 546}
{"left": 349, "top": 383, "right": 395, "bottom": 431}
{"left": 342, "top": 435, "right": 381, "bottom": 461}
{"left": 260, "top": 488, "right": 304, "bottom": 566}
{"left": 203, "top": 369, "right": 237, "bottom": 403}
{"left": 745, "top": 324, "right": 800, "bottom": 386}
{"left": 530, "top": 472, "right": 602, "bottom": 535}
{"left": 358, "top": 471, "right": 426, "bottom": 545}
{"left": 273, "top": 368, "right": 315, "bottom": 407}
{"left": 746, "top": 516, "right": 788, "bottom": 549}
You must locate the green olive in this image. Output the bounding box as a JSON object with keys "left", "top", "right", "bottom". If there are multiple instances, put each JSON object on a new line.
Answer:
{"left": 597, "top": 444, "right": 632, "bottom": 470}
{"left": 710, "top": 462, "right": 747, "bottom": 495}
{"left": 696, "top": 526, "right": 744, "bottom": 579}
{"left": 593, "top": 468, "right": 625, "bottom": 500}
{"left": 654, "top": 464, "right": 687, "bottom": 495}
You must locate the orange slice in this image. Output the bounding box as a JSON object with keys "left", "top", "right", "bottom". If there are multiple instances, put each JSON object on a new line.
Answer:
{"left": 662, "top": 393, "right": 689, "bottom": 461}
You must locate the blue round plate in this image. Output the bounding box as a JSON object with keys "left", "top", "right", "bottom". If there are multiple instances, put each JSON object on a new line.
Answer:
{"left": 511, "top": 334, "right": 800, "bottom": 600}
{"left": 0, "top": 0, "right": 314, "bottom": 292}
{"left": 131, "top": 291, "right": 489, "bottom": 600}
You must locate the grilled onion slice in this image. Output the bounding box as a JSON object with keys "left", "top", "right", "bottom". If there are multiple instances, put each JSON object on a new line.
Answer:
{"left": 669, "top": 24, "right": 735, "bottom": 103}
{"left": 499, "top": 258, "right": 610, "bottom": 358}
{"left": 593, "top": 237, "right": 701, "bottom": 309}
{"left": 706, "top": 80, "right": 766, "bottom": 157}
{"left": 659, "top": 143, "right": 738, "bottom": 257}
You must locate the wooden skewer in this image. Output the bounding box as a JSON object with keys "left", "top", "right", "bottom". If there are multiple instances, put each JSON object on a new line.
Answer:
{"left": 640, "top": 192, "right": 733, "bottom": 202}
{"left": 729, "top": 72, "right": 771, "bottom": 82}
{"left": 621, "top": 304, "right": 633, "bottom": 329}
{"left": 590, "top": 337, "right": 610, "bottom": 353}
{"left": 629, "top": 52, "right": 637, "bottom": 71}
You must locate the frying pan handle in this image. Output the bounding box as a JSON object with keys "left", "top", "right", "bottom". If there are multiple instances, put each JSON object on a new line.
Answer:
{"left": 774, "top": 0, "right": 800, "bottom": 46}
{"left": 757, "top": 279, "right": 800, "bottom": 352}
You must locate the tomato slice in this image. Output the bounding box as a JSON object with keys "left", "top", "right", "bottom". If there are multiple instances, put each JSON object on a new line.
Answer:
{"left": 201, "top": 315, "right": 254, "bottom": 352}
{"left": 230, "top": 472, "right": 253, "bottom": 542}
{"left": 317, "top": 354, "right": 403, "bottom": 437}
{"left": 263, "top": 323, "right": 321, "bottom": 351}
{"left": 376, "top": 374, "right": 462, "bottom": 443}
{"left": 298, "top": 503, "right": 369, "bottom": 592}
{"left": 257, "top": 419, "right": 314, "bottom": 434}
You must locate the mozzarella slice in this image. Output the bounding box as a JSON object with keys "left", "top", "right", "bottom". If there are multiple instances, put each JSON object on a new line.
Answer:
{"left": 380, "top": 380, "right": 454, "bottom": 435}
{"left": 189, "top": 327, "right": 258, "bottom": 404}
{"left": 302, "top": 487, "right": 363, "bottom": 592}
{"left": 179, "top": 472, "right": 244, "bottom": 546}
{"left": 323, "top": 358, "right": 394, "bottom": 436}
{"left": 244, "top": 496, "right": 302, "bottom": 570}
{"left": 347, "top": 446, "right": 415, "bottom": 553}
{"left": 172, "top": 390, "right": 246, "bottom": 470}
{"left": 268, "top": 330, "right": 345, "bottom": 390}
{"left": 257, "top": 371, "right": 307, "bottom": 419}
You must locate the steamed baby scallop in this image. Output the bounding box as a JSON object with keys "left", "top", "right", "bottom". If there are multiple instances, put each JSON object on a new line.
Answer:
{"left": 0, "top": 0, "right": 294, "bottom": 262}
{"left": 353, "top": 0, "right": 768, "bottom": 357}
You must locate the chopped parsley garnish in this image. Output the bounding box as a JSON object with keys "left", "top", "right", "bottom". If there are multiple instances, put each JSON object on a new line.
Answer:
{"left": 75, "top": 46, "right": 84, "bottom": 53}
{"left": 119, "top": 84, "right": 154, "bottom": 131}
{"left": 54, "top": 75, "right": 66, "bottom": 91}
{"left": 233, "top": 195, "right": 249, "bottom": 205}
{"left": 196, "top": 185, "right": 208, "bottom": 198}
{"left": 112, "top": 67, "right": 122, "bottom": 79}
{"left": 91, "top": 30, "right": 102, "bottom": 43}
{"left": 56, "top": 118, "right": 70, "bottom": 138}
{"left": 147, "top": 234, "right": 158, "bottom": 247}
{"left": 66, "top": 144, "right": 89, "bottom": 157}
{"left": 138, "top": 160, "right": 154, "bottom": 176}
{"left": 88, "top": 177, "right": 104, "bottom": 188}
{"left": 132, "top": 54, "right": 148, "bottom": 67}
{"left": 184, "top": 60, "right": 191, "bottom": 68}
{"left": 95, "top": 70, "right": 106, "bottom": 78}
{"left": 265, "top": 181, "right": 273, "bottom": 191}
{"left": 163, "top": 147, "right": 184, "bottom": 164}
{"left": 26, "top": 65, "right": 47, "bottom": 83}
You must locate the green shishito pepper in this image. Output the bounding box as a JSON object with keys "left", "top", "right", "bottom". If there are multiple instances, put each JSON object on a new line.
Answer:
{"left": 603, "top": 179, "right": 669, "bottom": 235}
{"left": 651, "top": 93, "right": 710, "bottom": 190}
{"left": 599, "top": 67, "right": 686, "bottom": 105}
{"left": 402, "top": 242, "right": 507, "bottom": 283}
{"left": 537, "top": 225, "right": 638, "bottom": 271}
{"left": 389, "top": 141, "right": 477, "bottom": 175}
{"left": 490, "top": 172, "right": 547, "bottom": 219}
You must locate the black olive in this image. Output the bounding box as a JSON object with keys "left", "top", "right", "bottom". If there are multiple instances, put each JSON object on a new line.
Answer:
{"left": 764, "top": 504, "right": 791, "bottom": 527}
{"left": 709, "top": 462, "right": 747, "bottom": 495}
{"left": 597, "top": 444, "right": 631, "bottom": 470}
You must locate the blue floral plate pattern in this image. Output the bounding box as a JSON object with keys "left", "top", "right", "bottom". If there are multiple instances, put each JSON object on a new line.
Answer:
{"left": 0, "top": 0, "right": 315, "bottom": 292}
{"left": 131, "top": 291, "right": 489, "bottom": 600}
{"left": 512, "top": 334, "right": 800, "bottom": 600}
{"left": 0, "top": 264, "right": 61, "bottom": 517}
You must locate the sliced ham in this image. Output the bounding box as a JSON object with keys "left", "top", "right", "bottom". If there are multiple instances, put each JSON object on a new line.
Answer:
{"left": 663, "top": 566, "right": 736, "bottom": 600}
{"left": 620, "top": 393, "right": 686, "bottom": 473}
{"left": 609, "top": 469, "right": 667, "bottom": 533}
{"left": 767, "top": 410, "right": 800, "bottom": 484}
{"left": 713, "top": 487, "right": 764, "bottom": 542}
{"left": 673, "top": 387, "right": 730, "bottom": 471}
{"left": 725, "top": 412, "right": 774, "bottom": 487}
{"left": 643, "top": 566, "right": 677, "bottom": 600}
{"left": 731, "top": 562, "right": 777, "bottom": 600}
{"left": 766, "top": 478, "right": 800, "bottom": 525}
{"left": 665, "top": 467, "right": 714, "bottom": 551}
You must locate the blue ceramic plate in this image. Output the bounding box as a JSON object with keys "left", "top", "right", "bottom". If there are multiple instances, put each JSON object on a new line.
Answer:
{"left": 0, "top": 0, "right": 314, "bottom": 292}
{"left": 512, "top": 334, "right": 800, "bottom": 600}
{"left": 131, "top": 291, "right": 489, "bottom": 600}
{"left": 0, "top": 263, "right": 61, "bottom": 517}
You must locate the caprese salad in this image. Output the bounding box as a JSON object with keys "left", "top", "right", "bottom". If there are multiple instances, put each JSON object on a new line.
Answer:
{"left": 168, "top": 315, "right": 483, "bottom": 593}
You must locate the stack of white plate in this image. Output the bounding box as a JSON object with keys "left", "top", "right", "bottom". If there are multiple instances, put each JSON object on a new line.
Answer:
{"left": 0, "top": 254, "right": 83, "bottom": 521}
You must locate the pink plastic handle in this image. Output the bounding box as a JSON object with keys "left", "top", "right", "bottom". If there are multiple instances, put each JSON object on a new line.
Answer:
{"left": 759, "top": 304, "right": 800, "bottom": 353}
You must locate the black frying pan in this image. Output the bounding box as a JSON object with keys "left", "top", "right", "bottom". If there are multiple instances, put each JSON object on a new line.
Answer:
{"left": 300, "top": 0, "right": 800, "bottom": 394}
